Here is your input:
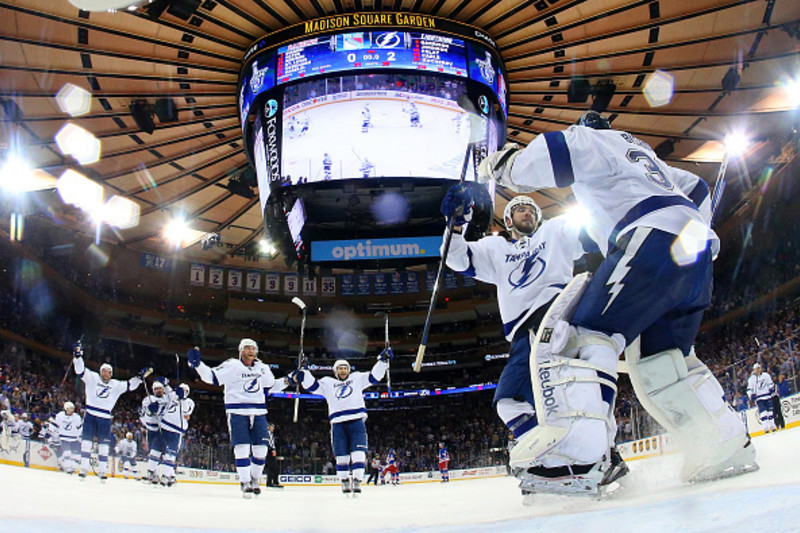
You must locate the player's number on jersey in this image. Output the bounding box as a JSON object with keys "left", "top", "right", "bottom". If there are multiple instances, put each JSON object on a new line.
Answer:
{"left": 626, "top": 149, "right": 673, "bottom": 191}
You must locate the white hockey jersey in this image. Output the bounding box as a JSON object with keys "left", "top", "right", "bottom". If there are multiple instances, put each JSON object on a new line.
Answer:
{"left": 53, "top": 411, "right": 82, "bottom": 442}
{"left": 747, "top": 372, "right": 775, "bottom": 402}
{"left": 300, "top": 361, "right": 388, "bottom": 424}
{"left": 73, "top": 357, "right": 142, "bottom": 419}
{"left": 501, "top": 126, "right": 718, "bottom": 256}
{"left": 161, "top": 395, "right": 195, "bottom": 435}
{"left": 116, "top": 438, "right": 137, "bottom": 459}
{"left": 196, "top": 357, "right": 279, "bottom": 416}
{"left": 447, "top": 215, "right": 587, "bottom": 340}
{"left": 140, "top": 393, "right": 170, "bottom": 432}
{"left": 16, "top": 420, "right": 33, "bottom": 438}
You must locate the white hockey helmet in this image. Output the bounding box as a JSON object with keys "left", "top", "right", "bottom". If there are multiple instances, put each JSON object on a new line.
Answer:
{"left": 503, "top": 196, "right": 542, "bottom": 235}
{"left": 21, "top": 412, "right": 28, "bottom": 419}
{"left": 180, "top": 383, "right": 190, "bottom": 396}
{"left": 753, "top": 362, "right": 762, "bottom": 370}
{"left": 239, "top": 338, "right": 258, "bottom": 353}
{"left": 64, "top": 401, "right": 75, "bottom": 412}
{"left": 333, "top": 359, "right": 351, "bottom": 378}
{"left": 152, "top": 381, "right": 165, "bottom": 391}
{"left": 126, "top": 432, "right": 133, "bottom": 439}
{"left": 99, "top": 363, "right": 113, "bottom": 374}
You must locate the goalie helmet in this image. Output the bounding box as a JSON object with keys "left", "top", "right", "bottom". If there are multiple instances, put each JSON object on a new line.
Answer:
{"left": 239, "top": 338, "right": 258, "bottom": 353}
{"left": 64, "top": 401, "right": 75, "bottom": 412}
{"left": 333, "top": 359, "right": 351, "bottom": 379}
{"left": 577, "top": 110, "right": 611, "bottom": 130}
{"left": 503, "top": 196, "right": 542, "bottom": 235}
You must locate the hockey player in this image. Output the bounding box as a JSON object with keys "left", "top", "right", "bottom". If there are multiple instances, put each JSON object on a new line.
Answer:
{"left": 16, "top": 412, "right": 33, "bottom": 439}
{"left": 188, "top": 339, "right": 283, "bottom": 498}
{"left": 477, "top": 110, "right": 755, "bottom": 494}
{"left": 287, "top": 349, "right": 392, "bottom": 496}
{"left": 405, "top": 100, "right": 421, "bottom": 128}
{"left": 299, "top": 115, "right": 310, "bottom": 136}
{"left": 141, "top": 380, "right": 169, "bottom": 485}
{"left": 53, "top": 401, "right": 82, "bottom": 474}
{"left": 361, "top": 104, "right": 372, "bottom": 133}
{"left": 360, "top": 158, "right": 375, "bottom": 178}
{"left": 323, "top": 153, "right": 333, "bottom": 181}
{"left": 115, "top": 432, "right": 139, "bottom": 480}
{"left": 159, "top": 383, "right": 193, "bottom": 486}
{"left": 747, "top": 363, "right": 776, "bottom": 434}
{"left": 438, "top": 442, "right": 450, "bottom": 483}
{"left": 73, "top": 340, "right": 150, "bottom": 481}
{"left": 383, "top": 448, "right": 400, "bottom": 485}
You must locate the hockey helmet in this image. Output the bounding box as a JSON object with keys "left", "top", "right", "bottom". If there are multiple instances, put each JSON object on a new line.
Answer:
{"left": 753, "top": 362, "right": 762, "bottom": 370}
{"left": 99, "top": 363, "right": 113, "bottom": 376}
{"left": 152, "top": 381, "right": 165, "bottom": 391}
{"left": 64, "top": 401, "right": 75, "bottom": 412}
{"left": 503, "top": 196, "right": 542, "bottom": 235}
{"left": 333, "top": 359, "right": 351, "bottom": 378}
{"left": 180, "top": 383, "right": 190, "bottom": 396}
{"left": 239, "top": 338, "right": 258, "bottom": 353}
{"left": 126, "top": 432, "right": 133, "bottom": 439}
{"left": 577, "top": 111, "right": 611, "bottom": 130}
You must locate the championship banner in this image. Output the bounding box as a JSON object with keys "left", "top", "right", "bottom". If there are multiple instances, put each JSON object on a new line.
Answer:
{"left": 264, "top": 272, "right": 280, "bottom": 294}
{"left": 209, "top": 267, "right": 224, "bottom": 289}
{"left": 390, "top": 272, "right": 404, "bottom": 294}
{"left": 227, "top": 269, "right": 243, "bottom": 291}
{"left": 405, "top": 271, "right": 420, "bottom": 293}
{"left": 320, "top": 276, "right": 336, "bottom": 297}
{"left": 302, "top": 276, "right": 317, "bottom": 296}
{"left": 444, "top": 269, "right": 459, "bottom": 290}
{"left": 356, "top": 274, "right": 371, "bottom": 296}
{"left": 284, "top": 274, "right": 299, "bottom": 295}
{"left": 425, "top": 271, "right": 437, "bottom": 291}
{"left": 246, "top": 272, "right": 261, "bottom": 293}
{"left": 341, "top": 274, "right": 355, "bottom": 296}
{"left": 373, "top": 273, "right": 388, "bottom": 295}
{"left": 141, "top": 253, "right": 168, "bottom": 271}
{"left": 461, "top": 274, "right": 477, "bottom": 287}
{"left": 189, "top": 264, "right": 205, "bottom": 287}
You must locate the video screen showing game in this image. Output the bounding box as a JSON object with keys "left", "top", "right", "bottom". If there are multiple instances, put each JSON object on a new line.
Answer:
{"left": 280, "top": 73, "right": 473, "bottom": 183}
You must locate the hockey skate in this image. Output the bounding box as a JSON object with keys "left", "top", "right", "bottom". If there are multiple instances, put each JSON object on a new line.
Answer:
{"left": 240, "top": 482, "right": 254, "bottom": 499}
{"left": 78, "top": 471, "right": 87, "bottom": 481}
{"left": 684, "top": 436, "right": 759, "bottom": 483}
{"left": 99, "top": 474, "right": 107, "bottom": 483}
{"left": 351, "top": 479, "right": 362, "bottom": 497}
{"left": 251, "top": 479, "right": 261, "bottom": 496}
{"left": 148, "top": 470, "right": 159, "bottom": 486}
{"left": 599, "top": 447, "right": 629, "bottom": 487}
{"left": 341, "top": 478, "right": 352, "bottom": 497}
{"left": 516, "top": 458, "right": 613, "bottom": 503}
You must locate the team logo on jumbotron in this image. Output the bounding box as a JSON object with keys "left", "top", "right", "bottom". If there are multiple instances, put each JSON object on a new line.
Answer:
{"left": 265, "top": 99, "right": 278, "bottom": 118}
{"left": 376, "top": 32, "right": 402, "bottom": 48}
{"left": 478, "top": 95, "right": 489, "bottom": 115}
{"left": 250, "top": 61, "right": 269, "bottom": 93}
{"left": 475, "top": 51, "right": 496, "bottom": 84}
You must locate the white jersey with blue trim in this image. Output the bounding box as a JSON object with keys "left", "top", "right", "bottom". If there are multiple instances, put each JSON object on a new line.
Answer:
{"left": 73, "top": 357, "right": 142, "bottom": 420}
{"left": 140, "top": 393, "right": 170, "bottom": 431}
{"left": 747, "top": 373, "right": 775, "bottom": 402}
{"left": 53, "top": 411, "right": 82, "bottom": 442}
{"left": 300, "top": 361, "right": 388, "bottom": 424}
{"left": 195, "top": 357, "right": 278, "bottom": 416}
{"left": 502, "top": 126, "right": 718, "bottom": 256}
{"left": 446, "top": 216, "right": 587, "bottom": 341}
{"left": 161, "top": 395, "right": 194, "bottom": 435}
{"left": 116, "top": 438, "right": 137, "bottom": 459}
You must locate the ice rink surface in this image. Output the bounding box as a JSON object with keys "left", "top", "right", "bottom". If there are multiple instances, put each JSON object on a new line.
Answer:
{"left": 2, "top": 428, "right": 799, "bottom": 533}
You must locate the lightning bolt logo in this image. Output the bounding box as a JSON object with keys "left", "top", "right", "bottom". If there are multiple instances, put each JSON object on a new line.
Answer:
{"left": 602, "top": 228, "right": 651, "bottom": 315}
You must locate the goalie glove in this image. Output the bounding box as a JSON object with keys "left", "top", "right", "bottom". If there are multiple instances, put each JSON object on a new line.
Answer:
{"left": 477, "top": 143, "right": 521, "bottom": 185}
{"left": 440, "top": 185, "right": 473, "bottom": 226}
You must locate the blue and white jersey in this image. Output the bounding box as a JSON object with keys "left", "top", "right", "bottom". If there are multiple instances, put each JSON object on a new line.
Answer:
{"left": 299, "top": 361, "right": 388, "bottom": 424}
{"left": 53, "top": 411, "right": 82, "bottom": 442}
{"left": 438, "top": 447, "right": 450, "bottom": 462}
{"left": 747, "top": 372, "right": 775, "bottom": 402}
{"left": 16, "top": 420, "right": 33, "bottom": 438}
{"left": 161, "top": 395, "right": 194, "bottom": 435}
{"left": 195, "top": 357, "right": 279, "bottom": 416}
{"left": 140, "top": 393, "right": 170, "bottom": 432}
{"left": 446, "top": 216, "right": 587, "bottom": 340}
{"left": 73, "top": 357, "right": 142, "bottom": 420}
{"left": 115, "top": 438, "right": 137, "bottom": 459}
{"left": 501, "top": 126, "right": 717, "bottom": 256}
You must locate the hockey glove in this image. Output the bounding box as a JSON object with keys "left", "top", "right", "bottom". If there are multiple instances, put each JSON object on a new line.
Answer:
{"left": 378, "top": 348, "right": 394, "bottom": 363}
{"left": 154, "top": 376, "right": 168, "bottom": 387}
{"left": 138, "top": 366, "right": 154, "bottom": 379}
{"left": 440, "top": 185, "right": 473, "bottom": 226}
{"left": 175, "top": 386, "right": 186, "bottom": 400}
{"left": 749, "top": 395, "right": 756, "bottom": 404}
{"left": 286, "top": 370, "right": 305, "bottom": 387}
{"left": 147, "top": 402, "right": 159, "bottom": 415}
{"left": 477, "top": 143, "right": 521, "bottom": 185}
{"left": 73, "top": 340, "right": 83, "bottom": 358}
{"left": 187, "top": 347, "right": 201, "bottom": 369}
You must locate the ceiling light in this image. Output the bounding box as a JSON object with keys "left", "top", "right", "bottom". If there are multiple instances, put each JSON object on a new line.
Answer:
{"left": 54, "top": 123, "right": 101, "bottom": 165}
{"left": 724, "top": 132, "right": 750, "bottom": 156}
{"left": 0, "top": 156, "right": 36, "bottom": 193}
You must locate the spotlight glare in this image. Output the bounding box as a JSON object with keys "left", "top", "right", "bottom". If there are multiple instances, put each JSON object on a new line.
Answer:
{"left": 0, "top": 156, "right": 36, "bottom": 192}
{"left": 54, "top": 123, "right": 101, "bottom": 165}
{"left": 56, "top": 169, "right": 104, "bottom": 213}
{"left": 103, "top": 195, "right": 140, "bottom": 229}
{"left": 565, "top": 204, "right": 592, "bottom": 230}
{"left": 643, "top": 70, "right": 675, "bottom": 108}
{"left": 724, "top": 132, "right": 750, "bottom": 156}
{"left": 55, "top": 83, "right": 92, "bottom": 117}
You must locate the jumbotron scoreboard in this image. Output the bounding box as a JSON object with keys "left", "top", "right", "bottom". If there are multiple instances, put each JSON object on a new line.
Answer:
{"left": 237, "top": 13, "right": 507, "bottom": 269}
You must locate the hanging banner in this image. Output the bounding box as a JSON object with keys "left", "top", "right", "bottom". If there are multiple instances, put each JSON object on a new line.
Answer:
{"left": 284, "top": 274, "right": 299, "bottom": 295}
{"left": 209, "top": 267, "right": 224, "bottom": 289}
{"left": 190, "top": 264, "right": 205, "bottom": 287}
{"left": 425, "top": 271, "right": 437, "bottom": 291}
{"left": 461, "top": 274, "right": 476, "bottom": 287}
{"left": 357, "top": 274, "right": 371, "bottom": 296}
{"left": 390, "top": 272, "right": 405, "bottom": 294}
{"left": 405, "top": 271, "right": 420, "bottom": 293}
{"left": 264, "top": 272, "right": 280, "bottom": 294}
{"left": 246, "top": 272, "right": 261, "bottom": 293}
{"left": 302, "top": 277, "right": 317, "bottom": 296}
{"left": 141, "top": 253, "right": 168, "bottom": 271}
{"left": 341, "top": 274, "right": 355, "bottom": 296}
{"left": 228, "top": 270, "right": 243, "bottom": 291}
{"left": 373, "top": 273, "right": 388, "bottom": 295}
{"left": 444, "top": 270, "right": 459, "bottom": 290}
{"left": 320, "top": 276, "right": 336, "bottom": 297}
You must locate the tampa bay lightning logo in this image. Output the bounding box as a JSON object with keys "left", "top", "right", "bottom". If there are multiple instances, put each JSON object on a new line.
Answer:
{"left": 265, "top": 99, "right": 278, "bottom": 118}
{"left": 243, "top": 378, "right": 261, "bottom": 393}
{"left": 336, "top": 384, "right": 354, "bottom": 399}
{"left": 64, "top": 422, "right": 72, "bottom": 430}
{"left": 96, "top": 385, "right": 111, "bottom": 399}
{"left": 478, "top": 95, "right": 489, "bottom": 114}
{"left": 375, "top": 32, "right": 401, "bottom": 48}
{"left": 508, "top": 256, "right": 546, "bottom": 291}
{"left": 475, "top": 51, "right": 495, "bottom": 84}
{"left": 250, "top": 61, "right": 269, "bottom": 93}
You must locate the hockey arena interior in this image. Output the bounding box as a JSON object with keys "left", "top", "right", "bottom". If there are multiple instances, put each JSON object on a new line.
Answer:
{"left": 2, "top": 1, "right": 800, "bottom": 531}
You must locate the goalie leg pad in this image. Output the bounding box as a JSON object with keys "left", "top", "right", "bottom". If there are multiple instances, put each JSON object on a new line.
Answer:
{"left": 626, "top": 343, "right": 755, "bottom": 482}
{"left": 510, "top": 273, "right": 623, "bottom": 469}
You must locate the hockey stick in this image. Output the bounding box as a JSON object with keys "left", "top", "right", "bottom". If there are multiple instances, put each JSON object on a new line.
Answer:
{"left": 351, "top": 146, "right": 364, "bottom": 164}
{"left": 709, "top": 150, "right": 730, "bottom": 224}
{"left": 375, "top": 312, "right": 391, "bottom": 393}
{"left": 291, "top": 297, "right": 307, "bottom": 423}
{"left": 414, "top": 94, "right": 486, "bottom": 373}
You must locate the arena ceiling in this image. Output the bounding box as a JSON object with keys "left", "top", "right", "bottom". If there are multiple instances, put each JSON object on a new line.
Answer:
{"left": 1, "top": 0, "right": 799, "bottom": 270}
